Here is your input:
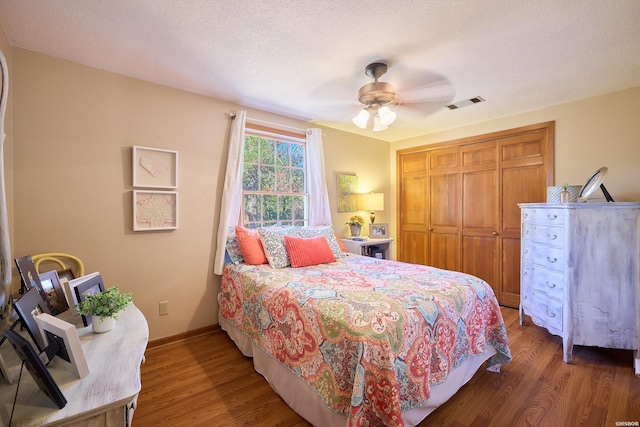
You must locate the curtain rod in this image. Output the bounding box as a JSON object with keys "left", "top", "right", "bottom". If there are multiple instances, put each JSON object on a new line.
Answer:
{"left": 228, "top": 112, "right": 308, "bottom": 135}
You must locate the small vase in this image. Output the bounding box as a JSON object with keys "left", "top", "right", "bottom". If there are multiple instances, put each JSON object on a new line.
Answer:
{"left": 560, "top": 188, "right": 571, "bottom": 203}
{"left": 92, "top": 316, "right": 116, "bottom": 333}
{"left": 350, "top": 225, "right": 361, "bottom": 237}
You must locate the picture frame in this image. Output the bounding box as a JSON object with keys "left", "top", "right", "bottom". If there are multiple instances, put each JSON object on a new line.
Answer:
{"left": 132, "top": 145, "right": 178, "bottom": 189}
{"left": 133, "top": 190, "right": 178, "bottom": 231}
{"left": 35, "top": 313, "right": 89, "bottom": 378}
{"left": 64, "top": 272, "right": 101, "bottom": 315}
{"left": 336, "top": 173, "right": 358, "bottom": 212}
{"left": 74, "top": 274, "right": 105, "bottom": 327}
{"left": 38, "top": 270, "right": 69, "bottom": 315}
{"left": 369, "top": 223, "right": 389, "bottom": 238}
{"left": 57, "top": 268, "right": 75, "bottom": 282}
{"left": 3, "top": 329, "right": 67, "bottom": 409}
{"left": 14, "top": 255, "right": 49, "bottom": 307}
{"left": 13, "top": 287, "right": 51, "bottom": 351}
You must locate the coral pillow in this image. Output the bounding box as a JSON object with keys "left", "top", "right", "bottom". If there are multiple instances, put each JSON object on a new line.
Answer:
{"left": 235, "top": 226, "right": 268, "bottom": 265}
{"left": 284, "top": 235, "right": 336, "bottom": 268}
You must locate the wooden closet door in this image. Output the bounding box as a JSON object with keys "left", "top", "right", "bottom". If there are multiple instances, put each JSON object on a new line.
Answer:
{"left": 399, "top": 152, "right": 429, "bottom": 264}
{"left": 428, "top": 146, "right": 460, "bottom": 271}
{"left": 499, "top": 131, "right": 549, "bottom": 307}
{"left": 461, "top": 141, "right": 499, "bottom": 296}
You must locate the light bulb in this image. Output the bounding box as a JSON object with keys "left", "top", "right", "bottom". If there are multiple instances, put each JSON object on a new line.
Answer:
{"left": 378, "top": 105, "right": 396, "bottom": 126}
{"left": 352, "top": 109, "right": 370, "bottom": 129}
{"left": 373, "top": 114, "right": 387, "bottom": 132}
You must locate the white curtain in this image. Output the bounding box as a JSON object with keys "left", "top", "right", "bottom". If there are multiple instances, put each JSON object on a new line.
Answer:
{"left": 213, "top": 111, "right": 246, "bottom": 275}
{"left": 306, "top": 128, "right": 331, "bottom": 226}
{"left": 0, "top": 50, "right": 11, "bottom": 319}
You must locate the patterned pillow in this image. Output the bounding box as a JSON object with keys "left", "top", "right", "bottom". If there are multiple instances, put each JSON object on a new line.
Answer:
{"left": 258, "top": 227, "right": 300, "bottom": 268}
{"left": 295, "top": 226, "right": 345, "bottom": 260}
{"left": 225, "top": 226, "right": 244, "bottom": 264}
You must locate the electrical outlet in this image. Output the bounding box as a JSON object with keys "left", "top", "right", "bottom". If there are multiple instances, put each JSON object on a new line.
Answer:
{"left": 159, "top": 301, "right": 169, "bottom": 316}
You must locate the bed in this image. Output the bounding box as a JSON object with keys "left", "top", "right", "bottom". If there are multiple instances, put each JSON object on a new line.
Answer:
{"left": 218, "top": 228, "right": 511, "bottom": 426}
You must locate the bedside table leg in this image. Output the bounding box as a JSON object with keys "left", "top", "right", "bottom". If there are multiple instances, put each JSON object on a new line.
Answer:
{"left": 562, "top": 336, "right": 573, "bottom": 364}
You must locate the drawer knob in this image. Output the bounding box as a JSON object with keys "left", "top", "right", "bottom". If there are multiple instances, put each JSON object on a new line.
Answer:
{"left": 546, "top": 281, "right": 556, "bottom": 288}
{"left": 547, "top": 214, "right": 558, "bottom": 220}
{"left": 547, "top": 256, "right": 558, "bottom": 263}
{"left": 523, "top": 213, "right": 529, "bottom": 218}
{"left": 546, "top": 309, "right": 556, "bottom": 318}
{"left": 548, "top": 234, "right": 557, "bottom": 240}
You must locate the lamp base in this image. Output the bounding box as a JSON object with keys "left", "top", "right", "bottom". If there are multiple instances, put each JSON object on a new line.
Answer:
{"left": 369, "top": 211, "right": 375, "bottom": 223}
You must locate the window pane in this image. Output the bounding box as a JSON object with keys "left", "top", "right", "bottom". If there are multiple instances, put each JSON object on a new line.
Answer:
{"left": 279, "top": 195, "right": 292, "bottom": 222}
{"left": 242, "top": 164, "right": 259, "bottom": 191}
{"left": 260, "top": 139, "right": 275, "bottom": 165}
{"left": 292, "top": 169, "right": 304, "bottom": 193}
{"left": 263, "top": 195, "right": 278, "bottom": 221}
{"left": 243, "top": 194, "right": 261, "bottom": 223}
{"left": 276, "top": 142, "right": 290, "bottom": 166}
{"left": 276, "top": 167, "right": 290, "bottom": 192}
{"left": 260, "top": 165, "right": 275, "bottom": 191}
{"left": 291, "top": 144, "right": 304, "bottom": 168}
{"left": 244, "top": 136, "right": 260, "bottom": 163}
{"left": 293, "top": 196, "right": 305, "bottom": 220}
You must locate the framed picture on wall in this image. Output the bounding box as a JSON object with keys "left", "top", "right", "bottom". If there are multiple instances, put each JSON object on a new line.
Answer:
{"left": 336, "top": 173, "right": 358, "bottom": 212}
{"left": 133, "top": 190, "right": 178, "bottom": 231}
{"left": 132, "top": 146, "right": 178, "bottom": 189}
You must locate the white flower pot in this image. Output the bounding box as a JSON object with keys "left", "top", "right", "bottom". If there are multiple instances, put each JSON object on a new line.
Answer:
{"left": 92, "top": 316, "right": 116, "bottom": 333}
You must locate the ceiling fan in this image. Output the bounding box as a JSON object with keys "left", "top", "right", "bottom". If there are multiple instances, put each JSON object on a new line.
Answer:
{"left": 351, "top": 60, "right": 456, "bottom": 132}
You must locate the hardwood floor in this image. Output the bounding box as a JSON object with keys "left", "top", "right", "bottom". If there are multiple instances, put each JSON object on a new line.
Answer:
{"left": 135, "top": 307, "right": 640, "bottom": 426}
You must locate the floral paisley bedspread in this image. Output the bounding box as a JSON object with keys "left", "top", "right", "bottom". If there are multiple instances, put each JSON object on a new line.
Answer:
{"left": 219, "top": 255, "right": 511, "bottom": 426}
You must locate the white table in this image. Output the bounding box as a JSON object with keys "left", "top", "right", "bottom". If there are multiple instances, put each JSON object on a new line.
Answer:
{"left": 0, "top": 304, "right": 148, "bottom": 426}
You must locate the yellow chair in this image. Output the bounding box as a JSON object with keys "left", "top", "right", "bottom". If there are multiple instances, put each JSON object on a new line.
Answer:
{"left": 32, "top": 253, "right": 85, "bottom": 279}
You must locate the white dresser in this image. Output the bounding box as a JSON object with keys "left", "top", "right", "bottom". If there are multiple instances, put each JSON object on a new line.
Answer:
{"left": 519, "top": 203, "right": 640, "bottom": 374}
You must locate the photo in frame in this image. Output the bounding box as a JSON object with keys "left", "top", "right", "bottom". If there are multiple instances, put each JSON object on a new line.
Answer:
{"left": 13, "top": 286, "right": 52, "bottom": 351}
{"left": 15, "top": 256, "right": 49, "bottom": 307}
{"left": 336, "top": 173, "right": 358, "bottom": 212}
{"left": 133, "top": 190, "right": 178, "bottom": 231}
{"left": 132, "top": 145, "right": 178, "bottom": 189}
{"left": 74, "top": 274, "right": 105, "bottom": 327}
{"left": 57, "top": 268, "right": 75, "bottom": 282}
{"left": 3, "top": 329, "right": 67, "bottom": 409}
{"left": 38, "top": 270, "right": 69, "bottom": 315}
{"left": 36, "top": 313, "right": 89, "bottom": 378}
{"left": 64, "top": 272, "right": 101, "bottom": 315}
{"left": 369, "top": 223, "right": 389, "bottom": 238}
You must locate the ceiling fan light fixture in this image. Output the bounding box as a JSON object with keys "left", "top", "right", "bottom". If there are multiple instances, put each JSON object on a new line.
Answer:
{"left": 372, "top": 113, "right": 387, "bottom": 132}
{"left": 378, "top": 105, "right": 396, "bottom": 126}
{"left": 352, "top": 109, "right": 370, "bottom": 129}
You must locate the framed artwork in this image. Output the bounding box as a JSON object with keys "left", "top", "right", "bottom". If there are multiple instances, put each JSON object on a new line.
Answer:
{"left": 133, "top": 190, "right": 178, "bottom": 231}
{"left": 36, "top": 313, "right": 89, "bottom": 378}
{"left": 38, "top": 270, "right": 69, "bottom": 315}
{"left": 3, "top": 329, "right": 67, "bottom": 409}
{"left": 13, "top": 287, "right": 51, "bottom": 351}
{"left": 74, "top": 274, "right": 105, "bottom": 327}
{"left": 336, "top": 173, "right": 358, "bottom": 212}
{"left": 369, "top": 223, "right": 389, "bottom": 238}
{"left": 133, "top": 145, "right": 178, "bottom": 189}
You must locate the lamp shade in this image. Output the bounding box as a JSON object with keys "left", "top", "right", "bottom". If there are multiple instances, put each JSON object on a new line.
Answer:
{"left": 360, "top": 192, "right": 384, "bottom": 211}
{"left": 352, "top": 109, "right": 370, "bottom": 129}
{"left": 378, "top": 106, "right": 396, "bottom": 126}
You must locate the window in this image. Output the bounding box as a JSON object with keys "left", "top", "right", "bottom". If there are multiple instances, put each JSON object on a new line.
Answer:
{"left": 242, "top": 130, "right": 306, "bottom": 228}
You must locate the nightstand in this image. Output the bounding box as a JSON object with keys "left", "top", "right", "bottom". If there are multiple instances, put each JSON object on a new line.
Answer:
{"left": 340, "top": 238, "right": 394, "bottom": 260}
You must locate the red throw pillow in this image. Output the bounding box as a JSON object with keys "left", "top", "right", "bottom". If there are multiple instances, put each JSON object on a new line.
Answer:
{"left": 235, "top": 226, "right": 268, "bottom": 265}
{"left": 284, "top": 235, "right": 336, "bottom": 268}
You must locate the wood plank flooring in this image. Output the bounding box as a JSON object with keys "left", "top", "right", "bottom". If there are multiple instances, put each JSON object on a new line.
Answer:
{"left": 135, "top": 307, "right": 640, "bottom": 426}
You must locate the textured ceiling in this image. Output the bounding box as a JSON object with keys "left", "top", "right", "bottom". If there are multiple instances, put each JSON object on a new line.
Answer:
{"left": 1, "top": 0, "right": 639, "bottom": 142}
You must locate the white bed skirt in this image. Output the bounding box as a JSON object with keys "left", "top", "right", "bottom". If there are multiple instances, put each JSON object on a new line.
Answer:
{"left": 219, "top": 315, "right": 497, "bottom": 427}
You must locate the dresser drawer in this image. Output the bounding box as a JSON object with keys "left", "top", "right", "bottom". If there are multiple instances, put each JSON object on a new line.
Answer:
{"left": 521, "top": 208, "right": 565, "bottom": 226}
{"left": 531, "top": 291, "right": 563, "bottom": 332}
{"left": 522, "top": 223, "right": 565, "bottom": 247}
{"left": 530, "top": 267, "right": 564, "bottom": 300}
{"left": 531, "top": 244, "right": 565, "bottom": 272}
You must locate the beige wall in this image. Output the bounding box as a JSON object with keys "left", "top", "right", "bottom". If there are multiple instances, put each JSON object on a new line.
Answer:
{"left": 9, "top": 48, "right": 389, "bottom": 340}
{"left": 389, "top": 87, "right": 640, "bottom": 256}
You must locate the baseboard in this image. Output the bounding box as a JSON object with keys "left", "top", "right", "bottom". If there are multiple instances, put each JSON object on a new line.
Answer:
{"left": 146, "top": 323, "right": 221, "bottom": 350}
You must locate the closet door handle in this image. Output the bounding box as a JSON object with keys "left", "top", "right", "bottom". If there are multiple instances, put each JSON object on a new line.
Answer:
{"left": 492, "top": 231, "right": 498, "bottom": 236}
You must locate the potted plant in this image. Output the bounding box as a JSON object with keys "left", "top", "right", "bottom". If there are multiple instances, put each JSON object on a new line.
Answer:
{"left": 346, "top": 215, "right": 365, "bottom": 237}
{"left": 77, "top": 286, "right": 133, "bottom": 333}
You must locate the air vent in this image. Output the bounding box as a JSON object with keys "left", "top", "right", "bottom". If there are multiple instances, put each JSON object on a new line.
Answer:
{"left": 447, "top": 96, "right": 485, "bottom": 110}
